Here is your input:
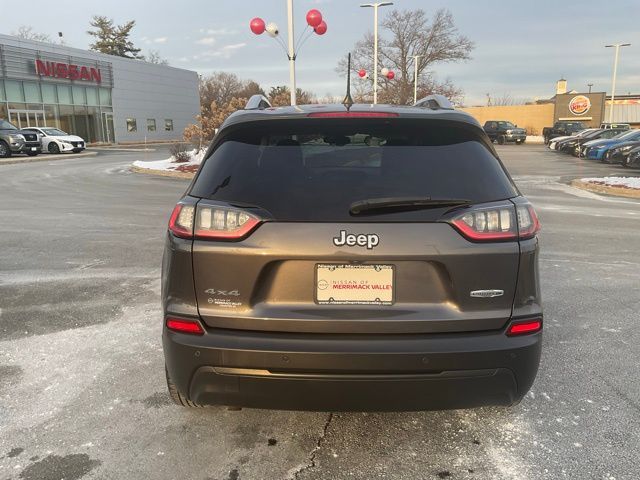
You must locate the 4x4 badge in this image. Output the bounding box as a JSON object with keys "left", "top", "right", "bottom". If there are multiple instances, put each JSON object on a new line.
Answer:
{"left": 333, "top": 230, "right": 379, "bottom": 250}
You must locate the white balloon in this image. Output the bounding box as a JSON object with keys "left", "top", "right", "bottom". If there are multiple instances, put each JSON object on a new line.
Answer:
{"left": 266, "top": 22, "right": 279, "bottom": 38}
{"left": 381, "top": 67, "right": 389, "bottom": 76}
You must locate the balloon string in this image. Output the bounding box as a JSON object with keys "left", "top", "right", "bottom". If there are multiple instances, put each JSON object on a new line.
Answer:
{"left": 295, "top": 25, "right": 310, "bottom": 49}
{"left": 272, "top": 35, "right": 290, "bottom": 58}
{"left": 295, "top": 28, "right": 315, "bottom": 57}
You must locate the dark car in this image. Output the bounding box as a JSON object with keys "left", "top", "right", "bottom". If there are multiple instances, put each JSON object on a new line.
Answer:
{"left": 0, "top": 119, "right": 42, "bottom": 158}
{"left": 162, "top": 95, "right": 542, "bottom": 412}
{"left": 543, "top": 121, "right": 586, "bottom": 144}
{"left": 623, "top": 146, "right": 640, "bottom": 168}
{"left": 558, "top": 128, "right": 626, "bottom": 156}
{"left": 483, "top": 120, "right": 527, "bottom": 145}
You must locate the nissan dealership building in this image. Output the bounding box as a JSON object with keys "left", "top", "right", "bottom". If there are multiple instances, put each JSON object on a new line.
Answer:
{"left": 0, "top": 34, "right": 199, "bottom": 144}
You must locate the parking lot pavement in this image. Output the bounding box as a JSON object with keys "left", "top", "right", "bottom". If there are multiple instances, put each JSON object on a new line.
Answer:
{"left": 0, "top": 145, "right": 639, "bottom": 480}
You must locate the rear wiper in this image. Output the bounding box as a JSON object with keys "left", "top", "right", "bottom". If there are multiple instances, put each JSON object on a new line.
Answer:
{"left": 349, "top": 197, "right": 471, "bottom": 216}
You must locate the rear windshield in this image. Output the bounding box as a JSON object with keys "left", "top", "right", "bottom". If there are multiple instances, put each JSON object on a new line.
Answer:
{"left": 190, "top": 118, "right": 518, "bottom": 222}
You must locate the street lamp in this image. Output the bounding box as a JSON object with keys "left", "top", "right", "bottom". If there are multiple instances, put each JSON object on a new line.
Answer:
{"left": 360, "top": 2, "right": 393, "bottom": 104}
{"left": 250, "top": 2, "right": 327, "bottom": 106}
{"left": 605, "top": 43, "right": 631, "bottom": 123}
{"left": 412, "top": 55, "right": 422, "bottom": 104}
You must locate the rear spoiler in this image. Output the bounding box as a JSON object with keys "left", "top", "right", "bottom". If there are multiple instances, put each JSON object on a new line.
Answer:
{"left": 414, "top": 94, "right": 454, "bottom": 111}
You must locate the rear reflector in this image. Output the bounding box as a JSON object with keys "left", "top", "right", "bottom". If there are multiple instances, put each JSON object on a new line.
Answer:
{"left": 166, "top": 318, "right": 204, "bottom": 335}
{"left": 307, "top": 112, "right": 399, "bottom": 118}
{"left": 507, "top": 319, "right": 542, "bottom": 336}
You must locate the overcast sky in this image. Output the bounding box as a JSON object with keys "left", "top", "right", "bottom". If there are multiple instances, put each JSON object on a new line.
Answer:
{"left": 3, "top": 0, "right": 639, "bottom": 105}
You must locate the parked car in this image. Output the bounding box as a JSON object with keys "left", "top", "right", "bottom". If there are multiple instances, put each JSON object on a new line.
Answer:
{"left": 543, "top": 121, "right": 586, "bottom": 144}
{"left": 622, "top": 146, "right": 640, "bottom": 168}
{"left": 0, "top": 119, "right": 42, "bottom": 158}
{"left": 548, "top": 128, "right": 598, "bottom": 151}
{"left": 22, "top": 127, "right": 86, "bottom": 154}
{"left": 554, "top": 129, "right": 604, "bottom": 153}
{"left": 600, "top": 122, "right": 630, "bottom": 130}
{"left": 161, "top": 95, "right": 543, "bottom": 411}
{"left": 582, "top": 129, "right": 640, "bottom": 162}
{"left": 483, "top": 120, "right": 526, "bottom": 145}
{"left": 560, "top": 128, "right": 626, "bottom": 156}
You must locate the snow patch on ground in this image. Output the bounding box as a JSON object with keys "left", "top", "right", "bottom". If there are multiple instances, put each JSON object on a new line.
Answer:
{"left": 132, "top": 149, "right": 204, "bottom": 173}
{"left": 581, "top": 176, "right": 640, "bottom": 190}
{"left": 526, "top": 135, "right": 544, "bottom": 144}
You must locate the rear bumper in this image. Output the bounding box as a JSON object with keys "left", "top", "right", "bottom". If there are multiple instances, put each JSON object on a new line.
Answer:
{"left": 163, "top": 322, "right": 542, "bottom": 411}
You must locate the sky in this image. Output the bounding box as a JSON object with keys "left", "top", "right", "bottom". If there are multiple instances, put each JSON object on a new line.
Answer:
{"left": 3, "top": 0, "right": 639, "bottom": 106}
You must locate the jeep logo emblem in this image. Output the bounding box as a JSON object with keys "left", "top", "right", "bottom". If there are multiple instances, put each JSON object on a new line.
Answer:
{"left": 333, "top": 230, "right": 379, "bottom": 250}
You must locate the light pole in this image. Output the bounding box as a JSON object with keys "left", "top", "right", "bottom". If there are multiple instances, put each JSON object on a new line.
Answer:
{"left": 360, "top": 2, "right": 393, "bottom": 104}
{"left": 605, "top": 43, "right": 630, "bottom": 123}
{"left": 286, "top": 0, "right": 296, "bottom": 105}
{"left": 412, "top": 55, "right": 422, "bottom": 104}
{"left": 587, "top": 83, "right": 593, "bottom": 93}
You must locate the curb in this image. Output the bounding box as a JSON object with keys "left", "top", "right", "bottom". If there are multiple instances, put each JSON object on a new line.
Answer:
{"left": 91, "top": 148, "right": 156, "bottom": 152}
{"left": 130, "top": 165, "right": 194, "bottom": 179}
{"left": 570, "top": 179, "right": 640, "bottom": 199}
{"left": 0, "top": 151, "right": 99, "bottom": 166}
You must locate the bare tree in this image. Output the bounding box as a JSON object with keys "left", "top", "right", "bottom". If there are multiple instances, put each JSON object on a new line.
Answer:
{"left": 338, "top": 8, "right": 473, "bottom": 105}
{"left": 12, "top": 26, "right": 52, "bottom": 43}
{"left": 144, "top": 50, "right": 169, "bottom": 65}
{"left": 199, "top": 72, "right": 247, "bottom": 108}
{"left": 487, "top": 93, "right": 532, "bottom": 106}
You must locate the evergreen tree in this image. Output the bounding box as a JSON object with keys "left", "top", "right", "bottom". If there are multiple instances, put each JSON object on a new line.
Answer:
{"left": 88, "top": 16, "right": 142, "bottom": 59}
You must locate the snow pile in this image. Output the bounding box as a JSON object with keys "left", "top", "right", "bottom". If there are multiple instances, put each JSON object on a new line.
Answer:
{"left": 132, "top": 149, "right": 205, "bottom": 174}
{"left": 581, "top": 176, "right": 640, "bottom": 190}
{"left": 526, "top": 135, "right": 544, "bottom": 144}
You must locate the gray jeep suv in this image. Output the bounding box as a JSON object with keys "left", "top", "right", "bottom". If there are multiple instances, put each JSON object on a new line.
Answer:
{"left": 0, "top": 119, "right": 42, "bottom": 157}
{"left": 162, "top": 95, "right": 542, "bottom": 411}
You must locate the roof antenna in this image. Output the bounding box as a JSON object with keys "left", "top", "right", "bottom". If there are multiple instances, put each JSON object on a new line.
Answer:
{"left": 342, "top": 52, "right": 354, "bottom": 110}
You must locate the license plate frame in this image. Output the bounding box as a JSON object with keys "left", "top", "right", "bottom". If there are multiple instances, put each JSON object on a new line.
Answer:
{"left": 315, "top": 263, "right": 395, "bottom": 306}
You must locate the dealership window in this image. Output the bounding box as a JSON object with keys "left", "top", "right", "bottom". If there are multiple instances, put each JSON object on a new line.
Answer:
{"left": 0, "top": 104, "right": 7, "bottom": 121}
{"left": 72, "top": 86, "right": 86, "bottom": 105}
{"left": 0, "top": 80, "right": 5, "bottom": 102}
{"left": 126, "top": 118, "right": 137, "bottom": 132}
{"left": 57, "top": 85, "right": 72, "bottom": 104}
{"left": 86, "top": 87, "right": 99, "bottom": 106}
{"left": 164, "top": 119, "right": 174, "bottom": 131}
{"left": 41, "top": 84, "right": 57, "bottom": 104}
{"left": 99, "top": 88, "right": 112, "bottom": 106}
{"left": 147, "top": 118, "right": 156, "bottom": 132}
{"left": 23, "top": 82, "right": 42, "bottom": 103}
{"left": 5, "top": 80, "right": 24, "bottom": 102}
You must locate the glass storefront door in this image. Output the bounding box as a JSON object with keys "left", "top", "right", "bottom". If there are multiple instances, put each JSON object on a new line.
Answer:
{"left": 102, "top": 112, "right": 115, "bottom": 144}
{"left": 8, "top": 109, "right": 46, "bottom": 128}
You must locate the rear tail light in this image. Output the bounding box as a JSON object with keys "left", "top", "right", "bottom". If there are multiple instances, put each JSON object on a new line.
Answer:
{"left": 168, "top": 202, "right": 261, "bottom": 240}
{"left": 166, "top": 318, "right": 204, "bottom": 335}
{"left": 448, "top": 202, "right": 540, "bottom": 242}
{"left": 507, "top": 319, "right": 542, "bottom": 336}
{"left": 195, "top": 205, "right": 261, "bottom": 239}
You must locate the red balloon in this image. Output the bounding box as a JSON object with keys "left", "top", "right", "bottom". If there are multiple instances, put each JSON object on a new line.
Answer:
{"left": 358, "top": 69, "right": 367, "bottom": 78}
{"left": 386, "top": 70, "right": 395, "bottom": 80}
{"left": 314, "top": 20, "right": 327, "bottom": 35}
{"left": 250, "top": 17, "right": 265, "bottom": 35}
{"left": 306, "top": 9, "right": 323, "bottom": 27}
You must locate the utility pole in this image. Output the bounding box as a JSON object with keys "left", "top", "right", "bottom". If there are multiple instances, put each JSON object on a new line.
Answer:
{"left": 587, "top": 83, "right": 593, "bottom": 93}
{"left": 605, "top": 43, "right": 631, "bottom": 123}
{"left": 360, "top": 2, "right": 393, "bottom": 104}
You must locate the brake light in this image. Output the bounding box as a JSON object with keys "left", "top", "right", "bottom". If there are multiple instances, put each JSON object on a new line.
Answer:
{"left": 168, "top": 203, "right": 262, "bottom": 240}
{"left": 168, "top": 204, "right": 195, "bottom": 238}
{"left": 166, "top": 318, "right": 204, "bottom": 335}
{"left": 507, "top": 319, "right": 542, "bottom": 336}
{"left": 307, "top": 112, "right": 399, "bottom": 118}
{"left": 194, "top": 204, "right": 261, "bottom": 240}
{"left": 448, "top": 202, "right": 540, "bottom": 242}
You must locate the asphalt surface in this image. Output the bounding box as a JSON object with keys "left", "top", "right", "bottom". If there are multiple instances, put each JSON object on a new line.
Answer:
{"left": 0, "top": 145, "right": 639, "bottom": 480}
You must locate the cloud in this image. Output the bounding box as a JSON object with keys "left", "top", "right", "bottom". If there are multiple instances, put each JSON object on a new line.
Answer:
{"left": 198, "top": 28, "right": 238, "bottom": 36}
{"left": 141, "top": 36, "right": 169, "bottom": 45}
{"left": 192, "top": 42, "right": 247, "bottom": 61}
{"left": 195, "top": 36, "right": 217, "bottom": 46}
{"left": 153, "top": 37, "right": 168, "bottom": 44}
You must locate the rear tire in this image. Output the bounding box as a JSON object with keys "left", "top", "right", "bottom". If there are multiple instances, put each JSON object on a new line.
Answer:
{"left": 48, "top": 143, "right": 61, "bottom": 154}
{"left": 0, "top": 141, "right": 11, "bottom": 158}
{"left": 166, "top": 366, "right": 202, "bottom": 408}
{"left": 497, "top": 135, "right": 506, "bottom": 145}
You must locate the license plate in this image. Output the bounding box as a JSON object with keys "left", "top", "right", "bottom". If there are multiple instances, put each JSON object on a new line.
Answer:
{"left": 315, "top": 264, "right": 394, "bottom": 305}
{"left": 31, "top": 147, "right": 37, "bottom": 151}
